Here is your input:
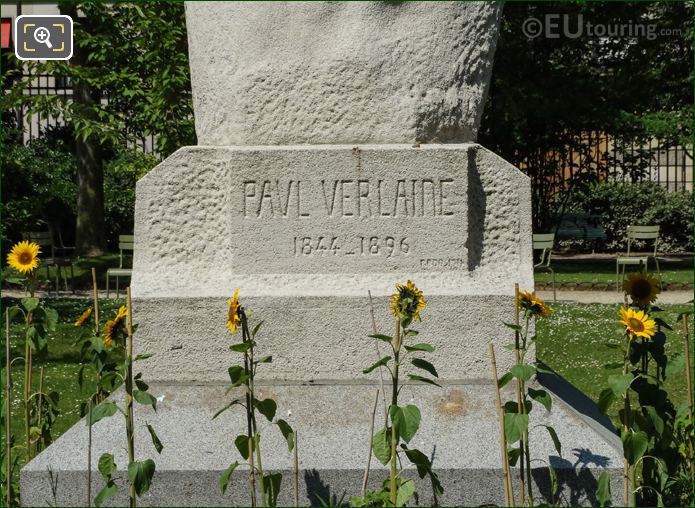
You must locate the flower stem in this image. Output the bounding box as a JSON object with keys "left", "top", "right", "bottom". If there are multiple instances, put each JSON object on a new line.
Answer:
{"left": 389, "top": 318, "right": 401, "bottom": 506}
{"left": 125, "top": 288, "right": 136, "bottom": 508}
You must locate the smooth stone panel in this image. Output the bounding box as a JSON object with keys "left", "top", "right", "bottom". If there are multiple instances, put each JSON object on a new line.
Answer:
{"left": 21, "top": 381, "right": 623, "bottom": 506}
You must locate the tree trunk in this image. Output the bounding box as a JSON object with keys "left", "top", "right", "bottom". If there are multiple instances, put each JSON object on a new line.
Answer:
{"left": 60, "top": 3, "right": 105, "bottom": 256}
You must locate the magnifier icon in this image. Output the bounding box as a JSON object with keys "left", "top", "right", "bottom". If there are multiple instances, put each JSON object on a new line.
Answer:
{"left": 34, "top": 27, "right": 52, "bottom": 48}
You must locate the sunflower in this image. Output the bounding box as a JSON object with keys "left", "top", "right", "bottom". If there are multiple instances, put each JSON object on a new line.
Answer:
{"left": 226, "top": 288, "right": 241, "bottom": 334}
{"left": 74, "top": 307, "right": 93, "bottom": 327}
{"left": 103, "top": 306, "right": 128, "bottom": 347}
{"left": 6, "top": 241, "right": 41, "bottom": 274}
{"left": 623, "top": 270, "right": 660, "bottom": 308}
{"left": 518, "top": 290, "right": 552, "bottom": 318}
{"left": 390, "top": 280, "right": 426, "bottom": 322}
{"left": 619, "top": 307, "right": 656, "bottom": 340}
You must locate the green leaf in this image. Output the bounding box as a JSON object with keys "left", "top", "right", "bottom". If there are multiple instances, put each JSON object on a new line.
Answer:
{"left": 665, "top": 352, "right": 685, "bottom": 378}
{"left": 88, "top": 402, "right": 119, "bottom": 426}
{"left": 219, "top": 461, "right": 239, "bottom": 495}
{"left": 254, "top": 398, "right": 277, "bottom": 422}
{"left": 94, "top": 481, "right": 118, "bottom": 507}
{"left": 498, "top": 372, "right": 513, "bottom": 388}
{"left": 363, "top": 356, "right": 390, "bottom": 374}
{"left": 372, "top": 427, "right": 391, "bottom": 465}
{"left": 642, "top": 405, "right": 664, "bottom": 436}
{"left": 542, "top": 425, "right": 562, "bottom": 455}
{"left": 43, "top": 307, "right": 59, "bottom": 331}
{"left": 403, "top": 343, "right": 434, "bottom": 353}
{"left": 622, "top": 430, "right": 648, "bottom": 465}
{"left": 596, "top": 471, "right": 612, "bottom": 507}
{"left": 146, "top": 424, "right": 163, "bottom": 454}
{"left": 135, "top": 378, "right": 149, "bottom": 392}
{"left": 213, "top": 400, "right": 243, "bottom": 420}
{"left": 252, "top": 321, "right": 263, "bottom": 337}
{"left": 396, "top": 479, "right": 416, "bottom": 506}
{"left": 411, "top": 358, "right": 438, "bottom": 378}
{"left": 597, "top": 388, "right": 616, "bottom": 414}
{"left": 134, "top": 353, "right": 153, "bottom": 361}
{"left": 235, "top": 434, "right": 252, "bottom": 460}
{"left": 608, "top": 373, "right": 634, "bottom": 396}
{"left": 228, "top": 365, "right": 250, "bottom": 387}
{"left": 404, "top": 329, "right": 419, "bottom": 337}
{"left": 401, "top": 446, "right": 443, "bottom": 496}
{"left": 548, "top": 465, "right": 559, "bottom": 498}
{"left": 510, "top": 364, "right": 536, "bottom": 381}
{"left": 507, "top": 447, "right": 521, "bottom": 466}
{"left": 603, "top": 361, "right": 624, "bottom": 370}
{"left": 528, "top": 388, "right": 552, "bottom": 412}
{"left": 369, "top": 334, "right": 393, "bottom": 343}
{"left": 134, "top": 389, "right": 157, "bottom": 411}
{"left": 21, "top": 297, "right": 39, "bottom": 313}
{"left": 390, "top": 404, "right": 421, "bottom": 443}
{"left": 262, "top": 473, "right": 282, "bottom": 507}
{"left": 504, "top": 322, "right": 522, "bottom": 332}
{"left": 98, "top": 453, "right": 117, "bottom": 481}
{"left": 128, "top": 459, "right": 156, "bottom": 496}
{"left": 276, "top": 419, "right": 295, "bottom": 451}
{"left": 230, "top": 341, "right": 255, "bottom": 353}
{"left": 407, "top": 374, "right": 441, "bottom": 387}
{"left": 504, "top": 413, "right": 529, "bottom": 444}
{"left": 255, "top": 355, "right": 273, "bottom": 364}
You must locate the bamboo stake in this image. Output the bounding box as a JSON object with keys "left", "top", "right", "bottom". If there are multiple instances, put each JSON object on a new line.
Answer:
{"left": 125, "top": 288, "right": 136, "bottom": 508}
{"left": 683, "top": 315, "right": 694, "bottom": 485}
{"left": 368, "top": 291, "right": 388, "bottom": 427}
{"left": 6, "top": 309, "right": 13, "bottom": 506}
{"left": 293, "top": 431, "right": 299, "bottom": 507}
{"left": 36, "top": 367, "right": 44, "bottom": 453}
{"left": 87, "top": 399, "right": 93, "bottom": 507}
{"left": 490, "top": 343, "right": 513, "bottom": 507}
{"left": 622, "top": 297, "right": 630, "bottom": 506}
{"left": 513, "top": 284, "right": 525, "bottom": 506}
{"left": 91, "top": 268, "right": 100, "bottom": 336}
{"left": 361, "top": 389, "right": 380, "bottom": 498}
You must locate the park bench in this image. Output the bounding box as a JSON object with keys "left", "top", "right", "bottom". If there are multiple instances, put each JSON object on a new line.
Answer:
{"left": 551, "top": 213, "right": 606, "bottom": 251}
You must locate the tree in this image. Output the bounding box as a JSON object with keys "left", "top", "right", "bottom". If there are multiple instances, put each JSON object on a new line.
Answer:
{"left": 479, "top": 2, "right": 693, "bottom": 232}
{"left": 5, "top": 2, "right": 195, "bottom": 255}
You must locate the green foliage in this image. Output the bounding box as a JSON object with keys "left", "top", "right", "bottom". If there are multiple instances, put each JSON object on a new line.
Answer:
{"left": 596, "top": 284, "right": 692, "bottom": 506}
{"left": 5, "top": 3, "right": 195, "bottom": 158}
{"left": 480, "top": 3, "right": 693, "bottom": 232}
{"left": 1, "top": 134, "right": 77, "bottom": 249}
{"left": 363, "top": 281, "right": 441, "bottom": 505}
{"left": 561, "top": 181, "right": 693, "bottom": 253}
{"left": 215, "top": 303, "right": 294, "bottom": 506}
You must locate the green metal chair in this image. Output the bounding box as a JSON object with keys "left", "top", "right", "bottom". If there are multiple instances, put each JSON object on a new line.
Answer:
{"left": 106, "top": 235, "right": 134, "bottom": 298}
{"left": 533, "top": 233, "right": 556, "bottom": 302}
{"left": 615, "top": 225, "right": 661, "bottom": 291}
{"left": 22, "top": 231, "right": 74, "bottom": 293}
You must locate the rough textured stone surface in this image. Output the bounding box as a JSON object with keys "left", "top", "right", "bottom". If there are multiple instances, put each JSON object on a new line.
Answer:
{"left": 131, "top": 144, "right": 533, "bottom": 381}
{"left": 21, "top": 382, "right": 623, "bottom": 506}
{"left": 185, "top": 2, "right": 503, "bottom": 145}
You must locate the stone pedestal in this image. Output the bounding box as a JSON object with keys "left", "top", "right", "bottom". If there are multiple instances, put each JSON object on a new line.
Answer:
{"left": 21, "top": 2, "right": 624, "bottom": 506}
{"left": 21, "top": 382, "right": 623, "bottom": 507}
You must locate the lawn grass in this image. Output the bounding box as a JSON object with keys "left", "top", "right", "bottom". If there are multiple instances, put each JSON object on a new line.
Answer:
{"left": 536, "top": 302, "right": 692, "bottom": 427}
{"left": 534, "top": 256, "right": 693, "bottom": 286}
{"left": 2, "top": 297, "right": 125, "bottom": 472}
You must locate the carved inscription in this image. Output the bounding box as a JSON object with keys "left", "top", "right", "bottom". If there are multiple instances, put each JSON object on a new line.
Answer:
{"left": 242, "top": 179, "right": 456, "bottom": 218}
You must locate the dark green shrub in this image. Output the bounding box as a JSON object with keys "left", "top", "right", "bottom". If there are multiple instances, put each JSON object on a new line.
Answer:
{"left": 560, "top": 181, "right": 693, "bottom": 253}
{"left": 1, "top": 136, "right": 77, "bottom": 251}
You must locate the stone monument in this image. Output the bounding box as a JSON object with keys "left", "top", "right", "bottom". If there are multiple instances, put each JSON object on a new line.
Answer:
{"left": 21, "top": 2, "right": 622, "bottom": 505}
